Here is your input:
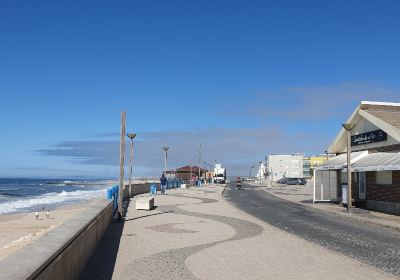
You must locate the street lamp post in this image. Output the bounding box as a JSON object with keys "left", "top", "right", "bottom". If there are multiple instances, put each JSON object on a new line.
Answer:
{"left": 162, "top": 146, "right": 169, "bottom": 175}
{"left": 127, "top": 133, "right": 136, "bottom": 198}
{"left": 342, "top": 123, "right": 355, "bottom": 213}
{"left": 198, "top": 144, "right": 202, "bottom": 179}
{"left": 118, "top": 112, "right": 126, "bottom": 221}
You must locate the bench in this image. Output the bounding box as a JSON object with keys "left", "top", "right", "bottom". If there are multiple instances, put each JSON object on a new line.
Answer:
{"left": 136, "top": 197, "right": 154, "bottom": 210}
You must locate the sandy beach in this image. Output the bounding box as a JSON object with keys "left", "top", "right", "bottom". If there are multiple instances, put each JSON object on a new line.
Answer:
{"left": 0, "top": 199, "right": 106, "bottom": 261}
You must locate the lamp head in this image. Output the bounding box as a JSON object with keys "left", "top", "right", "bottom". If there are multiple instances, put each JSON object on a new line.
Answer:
{"left": 341, "top": 123, "right": 355, "bottom": 131}
{"left": 127, "top": 133, "right": 137, "bottom": 139}
{"left": 162, "top": 146, "right": 169, "bottom": 152}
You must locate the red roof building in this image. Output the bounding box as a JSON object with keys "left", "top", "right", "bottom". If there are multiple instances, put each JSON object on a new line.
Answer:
{"left": 175, "top": 165, "right": 208, "bottom": 180}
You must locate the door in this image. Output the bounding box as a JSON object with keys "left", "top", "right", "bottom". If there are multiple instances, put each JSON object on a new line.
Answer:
{"left": 359, "top": 172, "right": 366, "bottom": 199}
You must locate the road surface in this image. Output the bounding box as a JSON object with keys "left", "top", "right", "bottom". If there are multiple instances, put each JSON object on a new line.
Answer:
{"left": 224, "top": 182, "right": 400, "bottom": 277}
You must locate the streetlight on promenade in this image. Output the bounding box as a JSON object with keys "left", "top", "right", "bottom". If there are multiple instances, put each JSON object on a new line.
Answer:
{"left": 118, "top": 111, "right": 126, "bottom": 221}
{"left": 342, "top": 123, "right": 355, "bottom": 213}
{"left": 162, "top": 146, "right": 169, "bottom": 175}
{"left": 127, "top": 133, "right": 136, "bottom": 198}
{"left": 198, "top": 144, "right": 202, "bottom": 179}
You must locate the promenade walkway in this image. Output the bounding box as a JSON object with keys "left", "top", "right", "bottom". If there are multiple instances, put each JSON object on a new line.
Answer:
{"left": 81, "top": 184, "right": 396, "bottom": 280}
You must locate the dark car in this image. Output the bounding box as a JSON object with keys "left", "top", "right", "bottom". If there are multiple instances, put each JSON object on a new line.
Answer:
{"left": 300, "top": 178, "right": 307, "bottom": 185}
{"left": 286, "top": 178, "right": 301, "bottom": 185}
{"left": 277, "top": 177, "right": 287, "bottom": 184}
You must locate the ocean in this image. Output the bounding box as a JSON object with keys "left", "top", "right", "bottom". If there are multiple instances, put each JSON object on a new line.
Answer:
{"left": 0, "top": 178, "right": 116, "bottom": 215}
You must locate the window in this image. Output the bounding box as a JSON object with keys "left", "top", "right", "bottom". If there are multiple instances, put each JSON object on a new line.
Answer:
{"left": 341, "top": 171, "right": 348, "bottom": 183}
{"left": 376, "top": 171, "right": 392, "bottom": 185}
{"left": 352, "top": 172, "right": 358, "bottom": 183}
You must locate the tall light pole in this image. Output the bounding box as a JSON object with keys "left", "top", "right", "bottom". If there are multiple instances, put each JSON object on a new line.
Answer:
{"left": 127, "top": 133, "right": 136, "bottom": 198}
{"left": 198, "top": 144, "right": 202, "bottom": 179}
{"left": 118, "top": 112, "right": 126, "bottom": 221}
{"left": 162, "top": 146, "right": 169, "bottom": 175}
{"left": 342, "top": 123, "right": 355, "bottom": 213}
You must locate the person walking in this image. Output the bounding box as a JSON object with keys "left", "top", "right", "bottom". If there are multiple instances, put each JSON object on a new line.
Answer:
{"left": 160, "top": 173, "right": 167, "bottom": 195}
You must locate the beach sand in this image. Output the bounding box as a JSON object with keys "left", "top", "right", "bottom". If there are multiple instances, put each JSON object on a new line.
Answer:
{"left": 0, "top": 200, "right": 105, "bottom": 261}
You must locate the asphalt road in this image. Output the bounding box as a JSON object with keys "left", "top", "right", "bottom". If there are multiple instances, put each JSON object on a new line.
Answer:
{"left": 224, "top": 182, "right": 400, "bottom": 278}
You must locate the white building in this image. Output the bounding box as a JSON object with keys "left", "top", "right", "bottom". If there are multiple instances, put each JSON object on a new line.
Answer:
{"left": 256, "top": 162, "right": 266, "bottom": 181}
{"left": 268, "top": 154, "right": 304, "bottom": 181}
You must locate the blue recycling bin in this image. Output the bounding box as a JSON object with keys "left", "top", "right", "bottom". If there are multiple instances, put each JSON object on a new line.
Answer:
{"left": 150, "top": 184, "right": 157, "bottom": 195}
{"left": 107, "top": 189, "right": 112, "bottom": 200}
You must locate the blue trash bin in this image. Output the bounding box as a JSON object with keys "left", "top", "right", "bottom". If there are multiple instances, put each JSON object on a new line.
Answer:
{"left": 150, "top": 184, "right": 157, "bottom": 195}
{"left": 107, "top": 189, "right": 112, "bottom": 200}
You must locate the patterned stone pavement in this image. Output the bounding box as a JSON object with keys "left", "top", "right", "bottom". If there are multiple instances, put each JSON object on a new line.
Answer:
{"left": 81, "top": 185, "right": 398, "bottom": 280}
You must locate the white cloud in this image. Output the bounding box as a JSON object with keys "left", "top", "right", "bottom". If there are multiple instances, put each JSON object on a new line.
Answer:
{"left": 37, "top": 126, "right": 329, "bottom": 176}
{"left": 250, "top": 82, "right": 400, "bottom": 121}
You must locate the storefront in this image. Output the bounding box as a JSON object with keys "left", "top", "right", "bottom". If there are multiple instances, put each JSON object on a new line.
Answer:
{"left": 313, "top": 101, "right": 400, "bottom": 215}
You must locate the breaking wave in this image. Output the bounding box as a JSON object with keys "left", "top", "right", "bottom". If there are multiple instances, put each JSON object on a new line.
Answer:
{"left": 0, "top": 189, "right": 107, "bottom": 214}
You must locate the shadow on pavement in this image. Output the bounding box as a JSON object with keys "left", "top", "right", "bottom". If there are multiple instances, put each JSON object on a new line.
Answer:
{"left": 124, "top": 210, "right": 174, "bottom": 222}
{"left": 79, "top": 198, "right": 131, "bottom": 280}
{"left": 300, "top": 199, "right": 314, "bottom": 204}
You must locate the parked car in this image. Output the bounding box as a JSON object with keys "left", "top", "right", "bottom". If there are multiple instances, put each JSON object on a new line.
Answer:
{"left": 300, "top": 178, "right": 307, "bottom": 185}
{"left": 286, "top": 178, "right": 301, "bottom": 185}
{"left": 277, "top": 177, "right": 287, "bottom": 184}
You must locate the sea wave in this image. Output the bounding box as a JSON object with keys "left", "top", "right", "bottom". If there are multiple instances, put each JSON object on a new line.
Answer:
{"left": 0, "top": 189, "right": 107, "bottom": 214}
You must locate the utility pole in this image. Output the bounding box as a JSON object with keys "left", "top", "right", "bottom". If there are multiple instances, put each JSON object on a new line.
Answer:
{"left": 118, "top": 112, "right": 126, "bottom": 221}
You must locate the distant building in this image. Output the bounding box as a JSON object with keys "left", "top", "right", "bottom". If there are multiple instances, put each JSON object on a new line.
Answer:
{"left": 175, "top": 166, "right": 208, "bottom": 181}
{"left": 256, "top": 162, "right": 267, "bottom": 181}
{"left": 305, "top": 155, "right": 335, "bottom": 177}
{"left": 268, "top": 154, "right": 303, "bottom": 181}
{"left": 303, "top": 157, "right": 311, "bottom": 178}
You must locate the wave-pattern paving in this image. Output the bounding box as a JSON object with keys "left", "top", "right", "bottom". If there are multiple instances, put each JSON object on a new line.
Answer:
{"left": 121, "top": 194, "right": 263, "bottom": 280}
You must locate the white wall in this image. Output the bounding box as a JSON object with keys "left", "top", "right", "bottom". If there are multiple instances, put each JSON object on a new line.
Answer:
{"left": 268, "top": 154, "right": 304, "bottom": 181}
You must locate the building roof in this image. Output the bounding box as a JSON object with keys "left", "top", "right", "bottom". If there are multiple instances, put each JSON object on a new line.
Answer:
{"left": 315, "top": 151, "right": 368, "bottom": 170}
{"left": 364, "top": 105, "right": 400, "bottom": 129}
{"left": 176, "top": 165, "right": 208, "bottom": 173}
{"left": 351, "top": 152, "right": 400, "bottom": 172}
{"left": 327, "top": 101, "right": 400, "bottom": 153}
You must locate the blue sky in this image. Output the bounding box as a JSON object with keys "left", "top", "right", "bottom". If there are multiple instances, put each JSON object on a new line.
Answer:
{"left": 0, "top": 0, "right": 399, "bottom": 178}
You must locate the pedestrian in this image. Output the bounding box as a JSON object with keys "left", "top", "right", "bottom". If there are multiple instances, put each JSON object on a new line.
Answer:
{"left": 160, "top": 173, "right": 167, "bottom": 195}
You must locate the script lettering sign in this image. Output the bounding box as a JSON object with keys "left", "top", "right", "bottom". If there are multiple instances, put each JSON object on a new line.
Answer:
{"left": 351, "top": 129, "right": 387, "bottom": 146}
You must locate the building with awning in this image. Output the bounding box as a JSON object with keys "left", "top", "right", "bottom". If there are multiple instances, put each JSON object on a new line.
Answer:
{"left": 313, "top": 101, "right": 400, "bottom": 215}
{"left": 175, "top": 165, "right": 208, "bottom": 180}
{"left": 313, "top": 151, "right": 368, "bottom": 202}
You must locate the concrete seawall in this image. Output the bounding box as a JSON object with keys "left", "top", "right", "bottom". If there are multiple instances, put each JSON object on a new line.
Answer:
{"left": 0, "top": 183, "right": 160, "bottom": 280}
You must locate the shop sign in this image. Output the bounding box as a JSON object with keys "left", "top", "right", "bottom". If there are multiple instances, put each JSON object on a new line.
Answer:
{"left": 351, "top": 129, "right": 387, "bottom": 146}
